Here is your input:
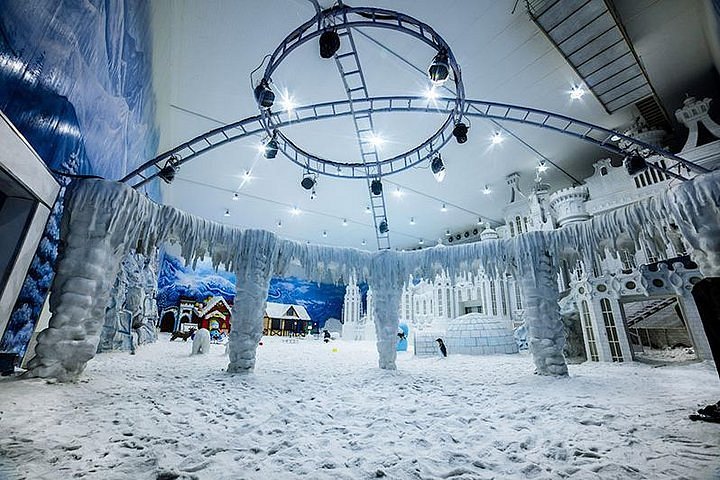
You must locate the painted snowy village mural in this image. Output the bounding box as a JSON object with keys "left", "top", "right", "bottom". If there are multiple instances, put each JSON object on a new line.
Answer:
{"left": 156, "top": 252, "right": 349, "bottom": 338}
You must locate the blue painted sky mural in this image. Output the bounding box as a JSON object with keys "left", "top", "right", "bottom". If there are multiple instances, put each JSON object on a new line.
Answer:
{"left": 157, "top": 252, "right": 350, "bottom": 327}
{"left": 0, "top": 0, "right": 158, "bottom": 355}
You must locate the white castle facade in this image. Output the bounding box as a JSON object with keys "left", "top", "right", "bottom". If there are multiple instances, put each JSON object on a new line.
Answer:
{"left": 342, "top": 95, "right": 720, "bottom": 364}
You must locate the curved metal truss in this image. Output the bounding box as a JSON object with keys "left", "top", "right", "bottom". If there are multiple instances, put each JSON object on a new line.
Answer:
{"left": 122, "top": 96, "right": 708, "bottom": 188}
{"left": 255, "top": 5, "right": 465, "bottom": 182}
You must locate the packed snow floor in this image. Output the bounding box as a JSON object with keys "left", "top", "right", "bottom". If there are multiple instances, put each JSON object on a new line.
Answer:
{"left": 1, "top": 336, "right": 720, "bottom": 480}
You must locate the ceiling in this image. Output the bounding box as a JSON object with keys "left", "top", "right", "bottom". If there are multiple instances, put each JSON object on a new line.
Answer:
{"left": 149, "top": 0, "right": 719, "bottom": 251}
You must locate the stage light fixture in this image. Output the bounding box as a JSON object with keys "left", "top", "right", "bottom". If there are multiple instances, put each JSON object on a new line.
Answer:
{"left": 428, "top": 50, "right": 450, "bottom": 85}
{"left": 232, "top": 193, "right": 239, "bottom": 201}
{"left": 483, "top": 185, "right": 492, "bottom": 195}
{"left": 379, "top": 219, "right": 389, "bottom": 234}
{"left": 264, "top": 133, "right": 278, "bottom": 159}
{"left": 342, "top": 218, "right": 348, "bottom": 226}
{"left": 301, "top": 173, "right": 316, "bottom": 190}
{"left": 254, "top": 79, "right": 274, "bottom": 109}
{"left": 453, "top": 122, "right": 468, "bottom": 144}
{"left": 624, "top": 154, "right": 648, "bottom": 175}
{"left": 158, "top": 156, "right": 179, "bottom": 184}
{"left": 409, "top": 217, "right": 415, "bottom": 225}
{"left": 371, "top": 179, "right": 383, "bottom": 196}
{"left": 430, "top": 153, "right": 445, "bottom": 182}
{"left": 224, "top": 209, "right": 230, "bottom": 217}
{"left": 319, "top": 29, "right": 341, "bottom": 58}
{"left": 441, "top": 204, "right": 447, "bottom": 212}
{"left": 361, "top": 239, "right": 367, "bottom": 246}
{"left": 418, "top": 239, "right": 424, "bottom": 245}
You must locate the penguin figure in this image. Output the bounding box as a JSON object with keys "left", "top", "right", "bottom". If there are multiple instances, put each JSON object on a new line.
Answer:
{"left": 435, "top": 338, "right": 447, "bottom": 357}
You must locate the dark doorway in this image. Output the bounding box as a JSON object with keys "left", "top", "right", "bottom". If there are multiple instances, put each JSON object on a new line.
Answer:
{"left": 160, "top": 311, "right": 175, "bottom": 332}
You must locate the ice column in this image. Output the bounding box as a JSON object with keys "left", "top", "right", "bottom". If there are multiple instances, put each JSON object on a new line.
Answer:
{"left": 368, "top": 251, "right": 404, "bottom": 370}
{"left": 25, "top": 205, "right": 126, "bottom": 381}
{"left": 517, "top": 233, "right": 568, "bottom": 376}
{"left": 227, "top": 230, "right": 278, "bottom": 373}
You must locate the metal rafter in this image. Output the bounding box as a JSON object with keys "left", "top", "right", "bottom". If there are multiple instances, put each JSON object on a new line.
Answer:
{"left": 122, "top": 95, "right": 708, "bottom": 189}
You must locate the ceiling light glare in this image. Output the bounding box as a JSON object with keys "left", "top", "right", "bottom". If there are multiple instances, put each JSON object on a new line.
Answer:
{"left": 361, "top": 239, "right": 367, "bottom": 246}
{"left": 322, "top": 230, "right": 328, "bottom": 238}
{"left": 277, "top": 220, "right": 282, "bottom": 228}
{"left": 319, "top": 29, "right": 341, "bottom": 58}
{"left": 491, "top": 131, "right": 504, "bottom": 145}
{"left": 232, "top": 193, "right": 239, "bottom": 201}
{"left": 224, "top": 209, "right": 230, "bottom": 217}
{"left": 254, "top": 79, "right": 274, "bottom": 109}
{"left": 423, "top": 86, "right": 439, "bottom": 101}
{"left": 409, "top": 217, "right": 415, "bottom": 225}
{"left": 365, "top": 132, "right": 386, "bottom": 149}
{"left": 483, "top": 185, "right": 492, "bottom": 195}
{"left": 418, "top": 238, "right": 424, "bottom": 245}
{"left": 570, "top": 85, "right": 585, "bottom": 100}
{"left": 243, "top": 170, "right": 253, "bottom": 181}
{"left": 441, "top": 204, "right": 447, "bottom": 212}
{"left": 477, "top": 217, "right": 483, "bottom": 225}
{"left": 392, "top": 186, "right": 404, "bottom": 198}
{"left": 342, "top": 218, "right": 348, "bottom": 226}
{"left": 445, "top": 229, "right": 451, "bottom": 236}
{"left": 278, "top": 90, "right": 297, "bottom": 112}
{"left": 365, "top": 205, "right": 371, "bottom": 214}
{"left": 291, "top": 206, "right": 301, "bottom": 216}
{"left": 430, "top": 153, "right": 446, "bottom": 182}
{"left": 428, "top": 51, "right": 450, "bottom": 85}
{"left": 537, "top": 162, "right": 549, "bottom": 173}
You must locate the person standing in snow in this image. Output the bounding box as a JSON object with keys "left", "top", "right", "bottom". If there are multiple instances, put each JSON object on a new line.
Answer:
{"left": 323, "top": 329, "right": 331, "bottom": 343}
{"left": 436, "top": 338, "right": 447, "bottom": 357}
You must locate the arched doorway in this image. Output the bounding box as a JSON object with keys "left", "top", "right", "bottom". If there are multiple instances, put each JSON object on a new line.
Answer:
{"left": 159, "top": 311, "right": 176, "bottom": 332}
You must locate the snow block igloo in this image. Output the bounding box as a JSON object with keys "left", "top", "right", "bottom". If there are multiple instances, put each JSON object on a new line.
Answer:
{"left": 445, "top": 313, "right": 518, "bottom": 355}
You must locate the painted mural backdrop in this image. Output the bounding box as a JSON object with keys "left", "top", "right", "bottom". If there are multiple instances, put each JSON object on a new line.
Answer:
{"left": 0, "top": 0, "right": 158, "bottom": 355}
{"left": 157, "top": 253, "right": 348, "bottom": 328}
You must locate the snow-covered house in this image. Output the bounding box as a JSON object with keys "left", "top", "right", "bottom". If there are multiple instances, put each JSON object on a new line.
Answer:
{"left": 263, "top": 302, "right": 312, "bottom": 337}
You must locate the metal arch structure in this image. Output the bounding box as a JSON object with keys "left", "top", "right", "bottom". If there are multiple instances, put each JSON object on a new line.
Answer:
{"left": 255, "top": 5, "right": 466, "bottom": 177}
{"left": 122, "top": 95, "right": 709, "bottom": 189}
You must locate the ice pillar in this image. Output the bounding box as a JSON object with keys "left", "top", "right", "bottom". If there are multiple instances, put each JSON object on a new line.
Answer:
{"left": 25, "top": 206, "right": 126, "bottom": 381}
{"left": 518, "top": 235, "right": 568, "bottom": 376}
{"left": 227, "top": 231, "right": 278, "bottom": 373}
{"left": 368, "top": 251, "right": 404, "bottom": 370}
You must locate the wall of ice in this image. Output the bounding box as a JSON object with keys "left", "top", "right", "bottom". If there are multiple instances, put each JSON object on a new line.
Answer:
{"left": 25, "top": 168, "right": 720, "bottom": 381}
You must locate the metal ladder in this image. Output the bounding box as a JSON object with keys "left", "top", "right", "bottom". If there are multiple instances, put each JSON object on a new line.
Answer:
{"left": 333, "top": 26, "right": 391, "bottom": 250}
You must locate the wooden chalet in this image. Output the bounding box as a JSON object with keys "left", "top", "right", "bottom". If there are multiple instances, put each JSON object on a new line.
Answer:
{"left": 263, "top": 302, "right": 312, "bottom": 336}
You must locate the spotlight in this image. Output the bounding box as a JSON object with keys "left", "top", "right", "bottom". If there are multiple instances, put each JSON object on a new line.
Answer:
{"left": 483, "top": 185, "right": 491, "bottom": 195}
{"left": 365, "top": 205, "right": 371, "bottom": 214}
{"left": 371, "top": 179, "right": 383, "bottom": 196}
{"left": 445, "top": 229, "right": 451, "bottom": 236}
{"left": 158, "top": 157, "right": 179, "bottom": 184}
{"left": 418, "top": 239, "right": 424, "bottom": 245}
{"left": 491, "top": 131, "right": 504, "bottom": 145}
{"left": 441, "top": 204, "right": 447, "bottom": 212}
{"left": 224, "top": 209, "right": 230, "bottom": 217}
{"left": 322, "top": 230, "right": 328, "bottom": 238}
{"left": 342, "top": 218, "right": 348, "bottom": 226}
{"left": 423, "top": 87, "right": 439, "bottom": 102}
{"left": 428, "top": 50, "right": 450, "bottom": 85}
{"left": 301, "top": 173, "right": 316, "bottom": 190}
{"left": 393, "top": 186, "right": 404, "bottom": 198}
{"left": 430, "top": 153, "right": 445, "bottom": 183}
{"left": 232, "top": 193, "right": 239, "bottom": 201}
{"left": 409, "top": 217, "right": 415, "bottom": 225}
{"left": 624, "top": 154, "right": 648, "bottom": 175}
{"left": 379, "top": 219, "right": 389, "bottom": 234}
{"left": 453, "top": 122, "right": 468, "bottom": 144}
{"left": 264, "top": 133, "right": 278, "bottom": 159}
{"left": 277, "top": 220, "right": 282, "bottom": 228}
{"left": 570, "top": 85, "right": 585, "bottom": 100}
{"left": 537, "top": 162, "right": 548, "bottom": 173}
{"left": 477, "top": 217, "right": 483, "bottom": 225}
{"left": 254, "top": 79, "right": 274, "bottom": 109}
{"left": 361, "top": 239, "right": 367, "bottom": 246}
{"left": 291, "top": 207, "right": 301, "bottom": 216}
{"left": 319, "top": 29, "right": 341, "bottom": 58}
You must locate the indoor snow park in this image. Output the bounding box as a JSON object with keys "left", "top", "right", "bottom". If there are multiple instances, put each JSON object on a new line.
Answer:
{"left": 1, "top": 1, "right": 720, "bottom": 479}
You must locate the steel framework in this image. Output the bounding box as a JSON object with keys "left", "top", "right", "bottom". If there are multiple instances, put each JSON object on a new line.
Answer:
{"left": 122, "top": 95, "right": 708, "bottom": 189}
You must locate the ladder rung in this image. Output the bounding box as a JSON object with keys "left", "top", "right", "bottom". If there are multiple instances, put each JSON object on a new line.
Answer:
{"left": 344, "top": 70, "right": 361, "bottom": 76}
{"left": 348, "top": 87, "right": 365, "bottom": 93}
{"left": 335, "top": 52, "right": 355, "bottom": 60}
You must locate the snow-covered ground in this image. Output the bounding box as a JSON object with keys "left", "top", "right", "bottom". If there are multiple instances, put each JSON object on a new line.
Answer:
{"left": 1, "top": 336, "right": 719, "bottom": 480}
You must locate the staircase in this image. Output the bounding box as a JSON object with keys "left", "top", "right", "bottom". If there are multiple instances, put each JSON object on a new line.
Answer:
{"left": 624, "top": 297, "right": 677, "bottom": 329}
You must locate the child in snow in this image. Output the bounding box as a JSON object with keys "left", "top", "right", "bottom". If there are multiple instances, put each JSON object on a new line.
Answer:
{"left": 436, "top": 338, "right": 447, "bottom": 357}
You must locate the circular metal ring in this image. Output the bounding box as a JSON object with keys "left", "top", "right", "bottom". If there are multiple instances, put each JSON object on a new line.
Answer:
{"left": 255, "top": 5, "right": 465, "bottom": 179}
